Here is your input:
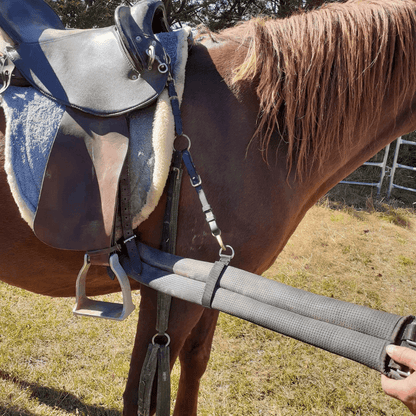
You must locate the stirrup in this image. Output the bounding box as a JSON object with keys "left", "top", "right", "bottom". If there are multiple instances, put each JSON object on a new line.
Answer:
{"left": 73, "top": 253, "right": 135, "bottom": 320}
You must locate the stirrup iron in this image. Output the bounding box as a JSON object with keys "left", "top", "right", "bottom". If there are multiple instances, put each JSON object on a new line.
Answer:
{"left": 73, "top": 253, "right": 135, "bottom": 320}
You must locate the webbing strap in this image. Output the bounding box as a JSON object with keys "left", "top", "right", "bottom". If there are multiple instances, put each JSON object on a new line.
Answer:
{"left": 201, "top": 255, "right": 231, "bottom": 308}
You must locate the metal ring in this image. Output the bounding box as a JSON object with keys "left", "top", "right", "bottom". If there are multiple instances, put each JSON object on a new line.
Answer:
{"left": 152, "top": 333, "right": 171, "bottom": 347}
{"left": 174, "top": 134, "right": 191, "bottom": 151}
{"left": 219, "top": 245, "right": 235, "bottom": 259}
{"left": 158, "top": 63, "right": 168, "bottom": 74}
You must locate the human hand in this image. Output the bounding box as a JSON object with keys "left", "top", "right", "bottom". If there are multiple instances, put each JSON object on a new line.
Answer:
{"left": 381, "top": 345, "right": 416, "bottom": 414}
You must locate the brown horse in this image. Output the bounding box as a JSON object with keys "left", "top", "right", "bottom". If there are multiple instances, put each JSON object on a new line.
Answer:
{"left": 1, "top": 0, "right": 416, "bottom": 414}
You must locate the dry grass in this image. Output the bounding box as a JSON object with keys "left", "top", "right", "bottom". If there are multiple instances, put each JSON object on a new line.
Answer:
{"left": 1, "top": 202, "right": 416, "bottom": 415}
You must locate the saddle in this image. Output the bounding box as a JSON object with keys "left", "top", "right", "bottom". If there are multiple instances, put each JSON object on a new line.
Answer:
{"left": 0, "top": 0, "right": 174, "bottom": 320}
{"left": 0, "top": 0, "right": 170, "bottom": 115}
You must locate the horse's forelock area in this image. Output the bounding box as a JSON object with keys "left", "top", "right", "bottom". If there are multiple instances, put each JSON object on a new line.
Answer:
{"left": 230, "top": 0, "right": 416, "bottom": 178}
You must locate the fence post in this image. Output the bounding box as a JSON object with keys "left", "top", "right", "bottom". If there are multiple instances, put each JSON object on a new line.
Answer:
{"left": 340, "top": 143, "right": 391, "bottom": 196}
{"left": 387, "top": 137, "right": 416, "bottom": 198}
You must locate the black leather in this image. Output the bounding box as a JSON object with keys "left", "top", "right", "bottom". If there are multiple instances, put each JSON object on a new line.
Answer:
{"left": 115, "top": 1, "right": 170, "bottom": 73}
{"left": 0, "top": 0, "right": 170, "bottom": 116}
{"left": 0, "top": 0, "right": 64, "bottom": 44}
{"left": 33, "top": 108, "right": 129, "bottom": 251}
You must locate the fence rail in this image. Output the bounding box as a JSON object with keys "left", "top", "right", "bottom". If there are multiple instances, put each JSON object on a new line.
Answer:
{"left": 340, "top": 144, "right": 390, "bottom": 196}
{"left": 339, "top": 135, "right": 416, "bottom": 199}
{"left": 387, "top": 137, "right": 416, "bottom": 197}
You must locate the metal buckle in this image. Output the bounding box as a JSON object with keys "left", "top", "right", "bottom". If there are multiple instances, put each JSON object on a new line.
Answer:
{"left": 392, "top": 368, "right": 411, "bottom": 378}
{"left": 0, "top": 54, "right": 15, "bottom": 94}
{"left": 190, "top": 174, "right": 202, "bottom": 188}
{"left": 146, "top": 43, "right": 156, "bottom": 70}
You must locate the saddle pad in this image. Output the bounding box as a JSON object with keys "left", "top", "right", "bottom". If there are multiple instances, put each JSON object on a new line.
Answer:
{"left": 1, "top": 28, "right": 191, "bottom": 235}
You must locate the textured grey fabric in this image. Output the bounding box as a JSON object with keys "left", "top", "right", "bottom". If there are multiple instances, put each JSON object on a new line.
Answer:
{"left": 122, "top": 244, "right": 414, "bottom": 375}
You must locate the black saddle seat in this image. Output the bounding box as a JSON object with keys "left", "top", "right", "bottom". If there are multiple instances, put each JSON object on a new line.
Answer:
{"left": 0, "top": 0, "right": 170, "bottom": 116}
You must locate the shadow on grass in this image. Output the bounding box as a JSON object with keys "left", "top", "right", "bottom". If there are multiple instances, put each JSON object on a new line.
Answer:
{"left": 0, "top": 370, "right": 122, "bottom": 415}
{"left": 0, "top": 405, "right": 36, "bottom": 416}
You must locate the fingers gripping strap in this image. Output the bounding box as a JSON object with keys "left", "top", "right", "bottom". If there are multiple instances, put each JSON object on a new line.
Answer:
{"left": 201, "top": 256, "right": 230, "bottom": 308}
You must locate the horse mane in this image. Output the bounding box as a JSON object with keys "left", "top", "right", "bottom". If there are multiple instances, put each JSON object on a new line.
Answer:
{"left": 231, "top": 0, "right": 416, "bottom": 178}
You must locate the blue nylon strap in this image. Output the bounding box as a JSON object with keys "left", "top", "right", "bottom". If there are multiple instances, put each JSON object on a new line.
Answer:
{"left": 182, "top": 149, "right": 222, "bottom": 238}
{"left": 182, "top": 149, "right": 202, "bottom": 190}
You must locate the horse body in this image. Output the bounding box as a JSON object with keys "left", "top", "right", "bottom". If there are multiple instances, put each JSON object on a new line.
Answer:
{"left": 2, "top": 0, "right": 416, "bottom": 415}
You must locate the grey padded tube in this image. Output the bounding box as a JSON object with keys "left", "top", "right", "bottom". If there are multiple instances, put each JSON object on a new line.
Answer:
{"left": 121, "top": 243, "right": 414, "bottom": 375}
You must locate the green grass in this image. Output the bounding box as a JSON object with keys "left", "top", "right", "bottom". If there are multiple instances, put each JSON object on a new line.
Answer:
{"left": 1, "top": 203, "right": 416, "bottom": 415}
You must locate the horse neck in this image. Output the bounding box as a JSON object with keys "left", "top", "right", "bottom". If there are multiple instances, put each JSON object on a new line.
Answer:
{"left": 201, "top": 24, "right": 416, "bottom": 270}
{"left": 296, "top": 89, "right": 416, "bottom": 218}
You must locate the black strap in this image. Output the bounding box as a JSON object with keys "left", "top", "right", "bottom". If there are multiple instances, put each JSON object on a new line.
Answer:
{"left": 161, "top": 150, "right": 183, "bottom": 254}
{"left": 137, "top": 344, "right": 159, "bottom": 416}
{"left": 201, "top": 255, "right": 231, "bottom": 308}
{"left": 168, "top": 78, "right": 183, "bottom": 136}
{"left": 156, "top": 345, "right": 171, "bottom": 416}
{"left": 137, "top": 150, "right": 183, "bottom": 416}
{"left": 119, "top": 160, "right": 142, "bottom": 274}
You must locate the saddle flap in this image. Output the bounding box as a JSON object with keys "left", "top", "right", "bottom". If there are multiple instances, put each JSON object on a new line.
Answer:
{"left": 33, "top": 108, "right": 129, "bottom": 251}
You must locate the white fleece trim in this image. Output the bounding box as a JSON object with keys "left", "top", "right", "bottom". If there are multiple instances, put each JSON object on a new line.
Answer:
{"left": 131, "top": 26, "right": 190, "bottom": 228}
{"left": 2, "top": 99, "right": 35, "bottom": 227}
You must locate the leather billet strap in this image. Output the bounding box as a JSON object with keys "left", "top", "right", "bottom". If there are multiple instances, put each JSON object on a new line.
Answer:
{"left": 168, "top": 78, "right": 183, "bottom": 136}
{"left": 161, "top": 150, "right": 183, "bottom": 254}
{"left": 119, "top": 160, "right": 143, "bottom": 274}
